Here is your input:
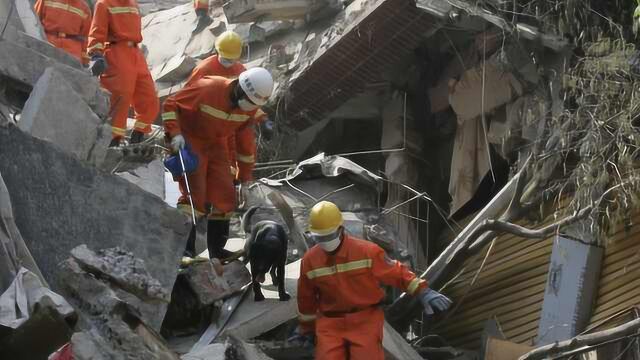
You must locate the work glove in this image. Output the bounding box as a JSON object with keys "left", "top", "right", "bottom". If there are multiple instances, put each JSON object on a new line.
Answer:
{"left": 89, "top": 54, "right": 107, "bottom": 77}
{"left": 259, "top": 117, "right": 275, "bottom": 141}
{"left": 193, "top": 8, "right": 213, "bottom": 34}
{"left": 419, "top": 288, "right": 452, "bottom": 315}
{"left": 287, "top": 326, "right": 315, "bottom": 350}
{"left": 170, "top": 134, "right": 186, "bottom": 153}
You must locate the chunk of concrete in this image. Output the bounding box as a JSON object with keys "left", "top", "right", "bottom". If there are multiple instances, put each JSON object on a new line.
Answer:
{"left": 184, "top": 260, "right": 251, "bottom": 306}
{"left": 59, "top": 254, "right": 181, "bottom": 360}
{"left": 0, "top": 41, "right": 109, "bottom": 119}
{"left": 2, "top": 25, "right": 81, "bottom": 69}
{"left": 153, "top": 54, "right": 197, "bottom": 83}
{"left": 382, "top": 321, "right": 423, "bottom": 360}
{"left": 13, "top": 0, "right": 47, "bottom": 40}
{"left": 223, "top": 0, "right": 339, "bottom": 24}
{"left": 0, "top": 125, "right": 190, "bottom": 299}
{"left": 181, "top": 343, "right": 226, "bottom": 360}
{"left": 18, "top": 67, "right": 111, "bottom": 166}
{"left": 118, "top": 159, "right": 166, "bottom": 199}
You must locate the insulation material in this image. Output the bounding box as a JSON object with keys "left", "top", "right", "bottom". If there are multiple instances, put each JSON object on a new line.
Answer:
{"left": 449, "top": 60, "right": 523, "bottom": 123}
{"left": 484, "top": 337, "right": 533, "bottom": 360}
{"left": 448, "top": 116, "right": 491, "bottom": 216}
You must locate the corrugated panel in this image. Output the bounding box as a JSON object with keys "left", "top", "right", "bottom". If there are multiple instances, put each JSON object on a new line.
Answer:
{"left": 589, "top": 215, "right": 640, "bottom": 328}
{"left": 282, "top": 0, "right": 434, "bottom": 130}
{"left": 436, "top": 227, "right": 555, "bottom": 350}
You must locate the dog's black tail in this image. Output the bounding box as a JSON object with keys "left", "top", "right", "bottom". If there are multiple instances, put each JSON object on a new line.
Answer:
{"left": 241, "top": 205, "right": 260, "bottom": 235}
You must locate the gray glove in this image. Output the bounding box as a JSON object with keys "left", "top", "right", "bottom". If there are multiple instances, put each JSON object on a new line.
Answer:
{"left": 170, "top": 134, "right": 186, "bottom": 153}
{"left": 419, "top": 288, "right": 452, "bottom": 315}
{"left": 287, "top": 327, "right": 314, "bottom": 349}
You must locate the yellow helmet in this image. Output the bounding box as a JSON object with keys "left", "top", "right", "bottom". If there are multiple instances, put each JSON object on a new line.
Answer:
{"left": 215, "top": 31, "right": 243, "bottom": 60}
{"left": 308, "top": 201, "right": 343, "bottom": 235}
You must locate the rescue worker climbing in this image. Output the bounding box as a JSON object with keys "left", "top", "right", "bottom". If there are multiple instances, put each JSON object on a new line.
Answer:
{"left": 87, "top": 0, "right": 159, "bottom": 147}
{"left": 295, "top": 201, "right": 453, "bottom": 359}
{"left": 34, "top": 0, "right": 92, "bottom": 64}
{"left": 192, "top": 0, "right": 212, "bottom": 34}
{"left": 162, "top": 67, "right": 274, "bottom": 259}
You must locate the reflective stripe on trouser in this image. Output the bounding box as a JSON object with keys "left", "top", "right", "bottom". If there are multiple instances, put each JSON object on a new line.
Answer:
{"left": 175, "top": 137, "right": 236, "bottom": 215}
{"left": 100, "top": 44, "right": 158, "bottom": 139}
{"left": 315, "top": 307, "right": 384, "bottom": 360}
{"left": 45, "top": 34, "right": 83, "bottom": 62}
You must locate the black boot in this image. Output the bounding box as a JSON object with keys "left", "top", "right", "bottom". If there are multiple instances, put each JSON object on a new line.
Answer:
{"left": 183, "top": 225, "right": 197, "bottom": 258}
{"left": 109, "top": 137, "right": 121, "bottom": 147}
{"left": 130, "top": 130, "right": 145, "bottom": 144}
{"left": 207, "top": 219, "right": 233, "bottom": 259}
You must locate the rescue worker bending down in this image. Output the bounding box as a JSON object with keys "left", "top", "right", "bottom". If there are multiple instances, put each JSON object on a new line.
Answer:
{"left": 34, "top": 0, "right": 92, "bottom": 64}
{"left": 162, "top": 68, "right": 274, "bottom": 259}
{"left": 296, "top": 201, "right": 453, "bottom": 360}
{"left": 87, "top": 0, "right": 159, "bottom": 147}
{"left": 184, "top": 31, "right": 267, "bottom": 187}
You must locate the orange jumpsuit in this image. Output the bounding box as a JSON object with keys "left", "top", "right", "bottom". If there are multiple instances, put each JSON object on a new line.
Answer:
{"left": 87, "top": 0, "right": 159, "bottom": 140}
{"left": 184, "top": 55, "right": 266, "bottom": 180}
{"left": 162, "top": 76, "right": 257, "bottom": 218}
{"left": 297, "top": 234, "right": 427, "bottom": 360}
{"left": 34, "top": 0, "right": 92, "bottom": 64}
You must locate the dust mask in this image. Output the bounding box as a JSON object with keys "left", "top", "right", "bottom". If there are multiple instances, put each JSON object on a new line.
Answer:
{"left": 238, "top": 98, "right": 258, "bottom": 112}
{"left": 318, "top": 236, "right": 341, "bottom": 252}
{"left": 218, "top": 57, "right": 235, "bottom": 68}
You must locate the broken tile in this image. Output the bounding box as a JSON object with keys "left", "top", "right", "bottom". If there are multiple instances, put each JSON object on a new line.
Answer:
{"left": 184, "top": 260, "right": 251, "bottom": 306}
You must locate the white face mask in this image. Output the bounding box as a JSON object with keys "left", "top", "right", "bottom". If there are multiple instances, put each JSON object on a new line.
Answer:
{"left": 318, "top": 236, "right": 341, "bottom": 252}
{"left": 218, "top": 57, "right": 235, "bottom": 68}
{"left": 238, "top": 98, "right": 258, "bottom": 112}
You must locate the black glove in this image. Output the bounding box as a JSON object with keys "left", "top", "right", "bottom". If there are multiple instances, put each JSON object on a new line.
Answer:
{"left": 89, "top": 54, "right": 107, "bottom": 77}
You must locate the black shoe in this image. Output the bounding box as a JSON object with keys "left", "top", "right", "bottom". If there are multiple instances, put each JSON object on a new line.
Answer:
{"left": 207, "top": 219, "right": 230, "bottom": 259}
{"left": 130, "top": 130, "right": 145, "bottom": 144}
{"left": 109, "top": 138, "right": 121, "bottom": 147}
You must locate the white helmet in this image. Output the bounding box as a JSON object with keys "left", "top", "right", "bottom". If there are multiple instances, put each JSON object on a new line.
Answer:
{"left": 239, "top": 67, "right": 274, "bottom": 106}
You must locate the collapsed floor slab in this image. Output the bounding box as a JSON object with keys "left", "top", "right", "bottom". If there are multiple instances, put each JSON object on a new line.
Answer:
{"left": 0, "top": 124, "right": 190, "bottom": 302}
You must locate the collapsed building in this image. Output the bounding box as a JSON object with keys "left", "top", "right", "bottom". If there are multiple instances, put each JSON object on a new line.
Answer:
{"left": 1, "top": 0, "right": 640, "bottom": 359}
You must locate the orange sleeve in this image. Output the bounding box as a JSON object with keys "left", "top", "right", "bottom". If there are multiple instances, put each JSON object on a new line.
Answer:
{"left": 297, "top": 258, "right": 318, "bottom": 334}
{"left": 81, "top": 7, "right": 92, "bottom": 64}
{"left": 87, "top": 0, "right": 108, "bottom": 56}
{"left": 162, "top": 83, "right": 205, "bottom": 137}
{"left": 234, "top": 121, "right": 256, "bottom": 183}
{"left": 369, "top": 245, "right": 427, "bottom": 296}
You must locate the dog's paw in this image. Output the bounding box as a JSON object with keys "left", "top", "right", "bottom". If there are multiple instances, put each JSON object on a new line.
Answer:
{"left": 254, "top": 293, "right": 266, "bottom": 302}
{"left": 279, "top": 292, "right": 291, "bottom": 301}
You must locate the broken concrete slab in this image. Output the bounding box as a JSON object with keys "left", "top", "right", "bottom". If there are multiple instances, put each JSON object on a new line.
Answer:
{"left": 2, "top": 25, "right": 81, "bottom": 69}
{"left": 118, "top": 159, "right": 166, "bottom": 199}
{"left": 223, "top": 0, "right": 340, "bottom": 24}
{"left": 18, "top": 67, "right": 111, "bottom": 166}
{"left": 4, "top": 0, "right": 47, "bottom": 40}
{"left": 58, "top": 249, "right": 178, "bottom": 360}
{"left": 0, "top": 172, "right": 45, "bottom": 292}
{"left": 0, "top": 124, "right": 189, "bottom": 298}
{"left": 226, "top": 335, "right": 274, "bottom": 360}
{"left": 153, "top": 54, "right": 197, "bottom": 83}
{"left": 181, "top": 343, "right": 226, "bottom": 360}
{"left": 0, "top": 41, "right": 110, "bottom": 119}
{"left": 184, "top": 260, "right": 251, "bottom": 306}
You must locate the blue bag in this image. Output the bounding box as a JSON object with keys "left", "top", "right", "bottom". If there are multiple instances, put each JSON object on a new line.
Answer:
{"left": 164, "top": 145, "right": 199, "bottom": 178}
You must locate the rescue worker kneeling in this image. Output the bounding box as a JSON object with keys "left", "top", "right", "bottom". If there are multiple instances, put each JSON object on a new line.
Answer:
{"left": 162, "top": 68, "right": 274, "bottom": 259}
{"left": 294, "top": 201, "right": 452, "bottom": 359}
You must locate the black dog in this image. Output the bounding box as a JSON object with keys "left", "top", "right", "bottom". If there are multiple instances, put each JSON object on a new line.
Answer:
{"left": 241, "top": 207, "right": 290, "bottom": 302}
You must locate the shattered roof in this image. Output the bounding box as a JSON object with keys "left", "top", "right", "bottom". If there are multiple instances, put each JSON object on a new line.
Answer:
{"left": 280, "top": 0, "right": 434, "bottom": 130}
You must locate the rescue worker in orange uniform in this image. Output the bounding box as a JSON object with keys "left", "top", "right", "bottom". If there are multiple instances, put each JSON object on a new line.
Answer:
{"left": 162, "top": 67, "right": 274, "bottom": 259}
{"left": 184, "top": 31, "right": 269, "bottom": 188}
{"left": 295, "top": 201, "right": 453, "bottom": 359}
{"left": 87, "top": 0, "right": 159, "bottom": 147}
{"left": 192, "top": 0, "right": 212, "bottom": 34}
{"left": 34, "top": 0, "right": 92, "bottom": 64}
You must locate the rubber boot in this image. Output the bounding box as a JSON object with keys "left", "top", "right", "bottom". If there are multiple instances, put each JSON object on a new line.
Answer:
{"left": 130, "top": 130, "right": 145, "bottom": 144}
{"left": 109, "top": 137, "right": 121, "bottom": 147}
{"left": 183, "top": 225, "right": 196, "bottom": 258}
{"left": 207, "top": 219, "right": 233, "bottom": 259}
